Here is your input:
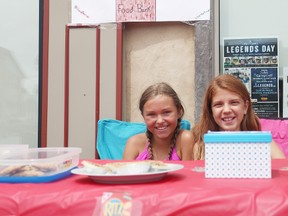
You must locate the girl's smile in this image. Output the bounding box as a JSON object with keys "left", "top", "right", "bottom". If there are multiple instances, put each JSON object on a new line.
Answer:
{"left": 211, "top": 88, "right": 248, "bottom": 131}
{"left": 143, "top": 95, "right": 180, "bottom": 139}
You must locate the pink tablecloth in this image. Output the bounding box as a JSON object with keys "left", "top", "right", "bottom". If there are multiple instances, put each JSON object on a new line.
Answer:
{"left": 1, "top": 160, "right": 288, "bottom": 216}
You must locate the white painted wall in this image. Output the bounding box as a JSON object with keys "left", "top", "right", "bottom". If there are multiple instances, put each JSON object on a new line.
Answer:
{"left": 220, "top": 0, "right": 288, "bottom": 77}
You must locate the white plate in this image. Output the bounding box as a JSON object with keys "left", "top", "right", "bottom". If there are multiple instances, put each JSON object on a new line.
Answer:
{"left": 71, "top": 163, "right": 184, "bottom": 184}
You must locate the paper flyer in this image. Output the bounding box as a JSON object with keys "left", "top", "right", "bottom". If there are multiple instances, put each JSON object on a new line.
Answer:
{"left": 223, "top": 37, "right": 279, "bottom": 118}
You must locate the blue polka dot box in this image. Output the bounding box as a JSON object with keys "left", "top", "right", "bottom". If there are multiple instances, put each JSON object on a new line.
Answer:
{"left": 204, "top": 131, "right": 272, "bottom": 179}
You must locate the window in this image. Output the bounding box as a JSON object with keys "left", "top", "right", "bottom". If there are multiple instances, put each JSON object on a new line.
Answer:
{"left": 0, "top": 0, "right": 41, "bottom": 147}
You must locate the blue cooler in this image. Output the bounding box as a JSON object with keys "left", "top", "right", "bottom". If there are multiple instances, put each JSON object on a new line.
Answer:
{"left": 204, "top": 131, "right": 272, "bottom": 179}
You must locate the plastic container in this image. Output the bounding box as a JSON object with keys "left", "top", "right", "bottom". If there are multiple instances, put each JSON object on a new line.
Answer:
{"left": 0, "top": 144, "right": 29, "bottom": 159}
{"left": 204, "top": 131, "right": 272, "bottom": 179}
{"left": 0, "top": 147, "right": 82, "bottom": 183}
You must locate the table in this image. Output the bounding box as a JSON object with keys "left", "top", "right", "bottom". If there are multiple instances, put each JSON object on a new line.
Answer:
{"left": 1, "top": 160, "right": 288, "bottom": 216}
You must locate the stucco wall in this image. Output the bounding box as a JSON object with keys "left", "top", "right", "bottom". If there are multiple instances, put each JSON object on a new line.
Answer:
{"left": 124, "top": 22, "right": 195, "bottom": 124}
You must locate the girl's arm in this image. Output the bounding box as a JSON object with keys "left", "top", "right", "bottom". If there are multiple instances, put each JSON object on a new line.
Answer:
{"left": 122, "top": 133, "right": 146, "bottom": 160}
{"left": 179, "top": 130, "right": 194, "bottom": 160}
{"left": 271, "top": 140, "right": 286, "bottom": 159}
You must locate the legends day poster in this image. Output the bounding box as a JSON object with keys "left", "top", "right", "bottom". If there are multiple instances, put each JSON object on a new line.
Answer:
{"left": 223, "top": 37, "right": 279, "bottom": 118}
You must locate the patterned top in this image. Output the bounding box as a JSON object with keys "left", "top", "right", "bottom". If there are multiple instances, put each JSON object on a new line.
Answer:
{"left": 136, "top": 140, "right": 181, "bottom": 161}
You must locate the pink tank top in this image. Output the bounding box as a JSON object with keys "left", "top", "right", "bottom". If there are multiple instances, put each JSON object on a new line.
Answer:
{"left": 136, "top": 140, "right": 181, "bottom": 161}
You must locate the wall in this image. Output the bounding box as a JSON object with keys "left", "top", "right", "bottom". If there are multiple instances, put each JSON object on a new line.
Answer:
{"left": 219, "top": 0, "right": 288, "bottom": 117}
{"left": 47, "top": 0, "right": 70, "bottom": 148}
{"left": 124, "top": 22, "right": 195, "bottom": 123}
{"left": 220, "top": 0, "right": 288, "bottom": 77}
{"left": 67, "top": 27, "right": 98, "bottom": 158}
{"left": 46, "top": 1, "right": 119, "bottom": 158}
{"left": 45, "top": 0, "right": 215, "bottom": 158}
